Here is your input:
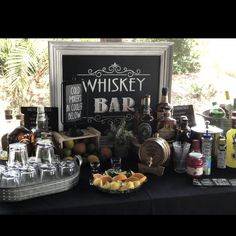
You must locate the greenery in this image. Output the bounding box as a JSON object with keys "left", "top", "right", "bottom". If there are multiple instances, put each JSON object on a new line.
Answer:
{"left": 107, "top": 119, "right": 134, "bottom": 145}
{"left": 0, "top": 39, "right": 49, "bottom": 111}
{"left": 0, "top": 38, "right": 201, "bottom": 113}
{"left": 132, "top": 38, "right": 201, "bottom": 75}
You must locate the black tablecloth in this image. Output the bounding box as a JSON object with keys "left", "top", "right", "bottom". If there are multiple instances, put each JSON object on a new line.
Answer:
{"left": 1, "top": 155, "right": 236, "bottom": 215}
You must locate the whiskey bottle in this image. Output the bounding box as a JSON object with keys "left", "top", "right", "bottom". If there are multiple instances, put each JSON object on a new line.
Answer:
{"left": 137, "top": 95, "right": 154, "bottom": 143}
{"left": 157, "top": 106, "right": 176, "bottom": 143}
{"left": 132, "top": 97, "right": 144, "bottom": 136}
{"left": 156, "top": 87, "right": 173, "bottom": 130}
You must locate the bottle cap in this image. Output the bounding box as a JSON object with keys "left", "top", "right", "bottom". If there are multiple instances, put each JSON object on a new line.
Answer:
{"left": 37, "top": 106, "right": 45, "bottom": 113}
{"left": 162, "top": 87, "right": 168, "bottom": 96}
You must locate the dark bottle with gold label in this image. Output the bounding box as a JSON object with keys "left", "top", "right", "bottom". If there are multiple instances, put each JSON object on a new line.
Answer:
{"left": 137, "top": 95, "right": 154, "bottom": 143}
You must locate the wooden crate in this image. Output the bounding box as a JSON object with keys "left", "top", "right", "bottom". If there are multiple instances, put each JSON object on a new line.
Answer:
{"left": 52, "top": 127, "right": 101, "bottom": 157}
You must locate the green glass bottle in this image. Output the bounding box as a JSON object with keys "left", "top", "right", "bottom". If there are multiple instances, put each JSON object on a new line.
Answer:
{"left": 209, "top": 102, "right": 225, "bottom": 118}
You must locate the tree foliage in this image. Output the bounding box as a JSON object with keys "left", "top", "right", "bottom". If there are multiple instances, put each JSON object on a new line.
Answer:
{"left": 133, "top": 38, "right": 201, "bottom": 75}
{"left": 0, "top": 39, "right": 49, "bottom": 111}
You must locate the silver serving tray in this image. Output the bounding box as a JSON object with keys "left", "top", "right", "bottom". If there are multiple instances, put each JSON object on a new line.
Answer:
{"left": 0, "top": 155, "right": 83, "bottom": 202}
{"left": 0, "top": 166, "right": 80, "bottom": 202}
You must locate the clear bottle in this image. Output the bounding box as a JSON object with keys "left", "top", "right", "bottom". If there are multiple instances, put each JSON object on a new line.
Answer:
{"left": 157, "top": 106, "right": 176, "bottom": 142}
{"left": 226, "top": 111, "right": 236, "bottom": 168}
{"left": 137, "top": 95, "right": 154, "bottom": 143}
{"left": 209, "top": 101, "right": 225, "bottom": 119}
{"left": 36, "top": 107, "right": 48, "bottom": 138}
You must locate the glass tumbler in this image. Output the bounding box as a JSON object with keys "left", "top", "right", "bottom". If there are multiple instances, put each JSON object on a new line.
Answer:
{"left": 8, "top": 143, "right": 28, "bottom": 167}
{"left": 59, "top": 160, "right": 76, "bottom": 178}
{"left": 35, "top": 139, "right": 54, "bottom": 164}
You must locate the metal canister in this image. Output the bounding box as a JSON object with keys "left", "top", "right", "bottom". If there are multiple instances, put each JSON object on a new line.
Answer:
{"left": 201, "top": 132, "right": 213, "bottom": 175}
{"left": 186, "top": 152, "right": 203, "bottom": 177}
{"left": 217, "top": 136, "right": 226, "bottom": 169}
{"left": 201, "top": 121, "right": 213, "bottom": 175}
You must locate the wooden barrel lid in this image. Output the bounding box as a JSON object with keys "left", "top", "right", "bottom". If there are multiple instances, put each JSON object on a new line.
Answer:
{"left": 139, "top": 137, "right": 171, "bottom": 167}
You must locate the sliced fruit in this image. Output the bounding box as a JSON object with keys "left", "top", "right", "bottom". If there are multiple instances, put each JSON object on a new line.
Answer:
{"left": 93, "top": 178, "right": 103, "bottom": 187}
{"left": 125, "top": 176, "right": 139, "bottom": 182}
{"left": 112, "top": 174, "right": 127, "bottom": 182}
{"left": 110, "top": 181, "right": 121, "bottom": 190}
{"left": 100, "top": 175, "right": 113, "bottom": 184}
{"left": 93, "top": 173, "right": 102, "bottom": 180}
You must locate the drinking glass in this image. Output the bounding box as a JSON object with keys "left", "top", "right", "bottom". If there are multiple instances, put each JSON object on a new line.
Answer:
{"left": 1, "top": 170, "right": 20, "bottom": 187}
{"left": 40, "top": 163, "right": 58, "bottom": 182}
{"left": 59, "top": 160, "right": 76, "bottom": 177}
{"left": 19, "top": 166, "right": 38, "bottom": 186}
{"left": 8, "top": 143, "right": 28, "bottom": 167}
{"left": 110, "top": 156, "right": 122, "bottom": 171}
{"left": 173, "top": 141, "right": 191, "bottom": 173}
{"left": 35, "top": 139, "right": 54, "bottom": 164}
{"left": 90, "top": 161, "right": 100, "bottom": 174}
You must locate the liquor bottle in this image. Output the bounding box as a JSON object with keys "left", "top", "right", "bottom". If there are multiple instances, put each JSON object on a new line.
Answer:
{"left": 209, "top": 102, "right": 225, "bottom": 118}
{"left": 157, "top": 106, "right": 176, "bottom": 143}
{"left": 131, "top": 97, "right": 144, "bottom": 136}
{"left": 176, "top": 115, "right": 191, "bottom": 144}
{"left": 35, "top": 106, "right": 48, "bottom": 138}
{"left": 137, "top": 95, "right": 154, "bottom": 143}
{"left": 201, "top": 121, "right": 213, "bottom": 175}
{"left": 217, "top": 136, "right": 226, "bottom": 169}
{"left": 156, "top": 87, "right": 172, "bottom": 127}
{"left": 224, "top": 90, "right": 233, "bottom": 118}
{"left": 226, "top": 111, "right": 236, "bottom": 168}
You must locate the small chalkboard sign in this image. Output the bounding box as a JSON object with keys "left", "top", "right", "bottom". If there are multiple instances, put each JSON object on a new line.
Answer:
{"left": 21, "top": 107, "right": 58, "bottom": 131}
{"left": 62, "top": 82, "right": 83, "bottom": 123}
{"left": 173, "top": 105, "right": 196, "bottom": 127}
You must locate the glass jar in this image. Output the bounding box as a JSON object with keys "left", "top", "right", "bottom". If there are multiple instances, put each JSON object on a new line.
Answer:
{"left": 186, "top": 152, "right": 203, "bottom": 177}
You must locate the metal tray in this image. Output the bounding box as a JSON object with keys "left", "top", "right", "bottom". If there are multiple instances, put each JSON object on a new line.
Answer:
{"left": 0, "top": 168, "right": 80, "bottom": 202}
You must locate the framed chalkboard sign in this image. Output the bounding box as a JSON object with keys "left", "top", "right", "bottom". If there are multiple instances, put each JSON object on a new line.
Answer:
{"left": 49, "top": 42, "right": 174, "bottom": 133}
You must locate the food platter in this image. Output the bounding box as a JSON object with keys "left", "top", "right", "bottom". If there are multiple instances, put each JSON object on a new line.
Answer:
{"left": 91, "top": 169, "right": 147, "bottom": 194}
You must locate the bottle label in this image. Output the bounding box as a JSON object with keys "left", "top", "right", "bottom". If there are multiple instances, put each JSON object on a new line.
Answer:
{"left": 186, "top": 166, "right": 203, "bottom": 177}
{"left": 217, "top": 150, "right": 226, "bottom": 169}
{"left": 158, "top": 126, "right": 175, "bottom": 141}
{"left": 202, "top": 140, "right": 212, "bottom": 157}
{"left": 203, "top": 156, "right": 211, "bottom": 175}
{"left": 138, "top": 122, "right": 152, "bottom": 143}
